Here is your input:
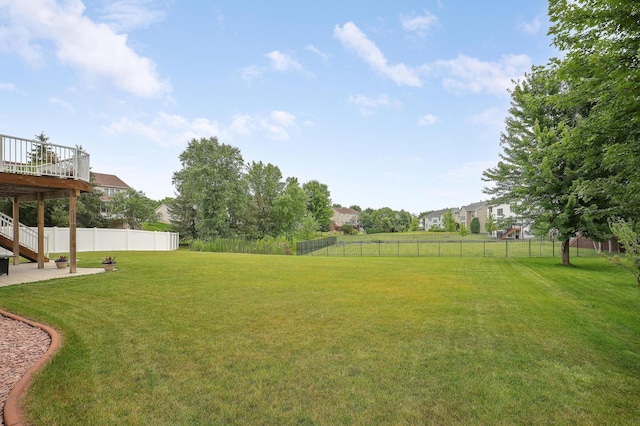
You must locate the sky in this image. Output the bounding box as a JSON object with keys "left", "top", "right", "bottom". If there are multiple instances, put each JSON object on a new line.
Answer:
{"left": 0, "top": 0, "right": 558, "bottom": 215}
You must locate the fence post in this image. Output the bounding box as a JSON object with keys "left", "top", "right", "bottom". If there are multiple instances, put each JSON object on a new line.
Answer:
{"left": 529, "top": 239, "right": 531, "bottom": 257}
{"left": 460, "top": 240, "right": 463, "bottom": 257}
{"left": 398, "top": 240, "right": 400, "bottom": 256}
{"left": 438, "top": 241, "right": 441, "bottom": 257}
{"left": 506, "top": 239, "right": 508, "bottom": 258}
{"left": 553, "top": 239, "right": 555, "bottom": 257}
{"left": 483, "top": 240, "right": 486, "bottom": 258}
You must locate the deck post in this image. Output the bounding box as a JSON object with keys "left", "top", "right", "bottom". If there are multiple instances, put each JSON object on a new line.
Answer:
{"left": 37, "top": 192, "right": 44, "bottom": 268}
{"left": 12, "top": 197, "right": 19, "bottom": 265}
{"left": 69, "top": 190, "right": 77, "bottom": 273}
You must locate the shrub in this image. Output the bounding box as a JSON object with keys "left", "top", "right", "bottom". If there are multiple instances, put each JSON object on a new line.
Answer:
{"left": 470, "top": 217, "right": 481, "bottom": 234}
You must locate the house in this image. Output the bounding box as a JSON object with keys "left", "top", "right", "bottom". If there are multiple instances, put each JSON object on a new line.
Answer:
{"left": 458, "top": 201, "right": 488, "bottom": 233}
{"left": 155, "top": 203, "right": 173, "bottom": 224}
{"left": 487, "top": 202, "right": 533, "bottom": 239}
{"left": 422, "top": 208, "right": 459, "bottom": 230}
{"left": 91, "top": 172, "right": 131, "bottom": 228}
{"left": 331, "top": 207, "right": 359, "bottom": 227}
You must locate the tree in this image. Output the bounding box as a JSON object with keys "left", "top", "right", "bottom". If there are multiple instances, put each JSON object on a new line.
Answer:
{"left": 470, "top": 217, "right": 480, "bottom": 234}
{"left": 29, "top": 132, "right": 57, "bottom": 165}
{"left": 172, "top": 137, "right": 249, "bottom": 240}
{"left": 549, "top": 0, "right": 640, "bottom": 224}
{"left": 459, "top": 224, "right": 469, "bottom": 237}
{"left": 245, "top": 161, "right": 284, "bottom": 238}
{"left": 110, "top": 188, "right": 158, "bottom": 229}
{"left": 272, "top": 177, "right": 309, "bottom": 241}
{"left": 303, "top": 180, "right": 333, "bottom": 232}
{"left": 608, "top": 218, "right": 640, "bottom": 286}
{"left": 443, "top": 209, "right": 457, "bottom": 232}
{"left": 483, "top": 66, "right": 606, "bottom": 265}
{"left": 349, "top": 205, "right": 362, "bottom": 212}
{"left": 485, "top": 213, "right": 496, "bottom": 237}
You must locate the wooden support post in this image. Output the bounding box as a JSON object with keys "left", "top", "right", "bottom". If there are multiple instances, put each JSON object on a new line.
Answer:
{"left": 37, "top": 192, "right": 45, "bottom": 268}
{"left": 12, "top": 196, "right": 19, "bottom": 265}
{"left": 69, "top": 190, "right": 77, "bottom": 273}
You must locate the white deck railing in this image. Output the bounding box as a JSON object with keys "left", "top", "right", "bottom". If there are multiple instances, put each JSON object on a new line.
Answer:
{"left": 0, "top": 212, "right": 48, "bottom": 255}
{"left": 0, "top": 133, "right": 90, "bottom": 182}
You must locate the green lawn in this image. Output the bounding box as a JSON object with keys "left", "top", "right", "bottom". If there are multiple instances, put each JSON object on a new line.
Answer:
{"left": 1, "top": 252, "right": 639, "bottom": 425}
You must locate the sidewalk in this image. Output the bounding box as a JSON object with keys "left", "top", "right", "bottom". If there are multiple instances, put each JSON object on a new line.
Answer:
{"left": 0, "top": 262, "right": 104, "bottom": 287}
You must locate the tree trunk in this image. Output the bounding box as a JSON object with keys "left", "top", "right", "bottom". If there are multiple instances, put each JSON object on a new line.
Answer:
{"left": 561, "top": 238, "right": 571, "bottom": 266}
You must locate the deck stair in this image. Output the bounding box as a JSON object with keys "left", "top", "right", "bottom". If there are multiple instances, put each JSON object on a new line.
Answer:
{"left": 0, "top": 212, "right": 48, "bottom": 262}
{"left": 500, "top": 227, "right": 521, "bottom": 240}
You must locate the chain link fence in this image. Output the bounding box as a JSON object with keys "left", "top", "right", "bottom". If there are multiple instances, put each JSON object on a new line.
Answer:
{"left": 297, "top": 237, "right": 619, "bottom": 258}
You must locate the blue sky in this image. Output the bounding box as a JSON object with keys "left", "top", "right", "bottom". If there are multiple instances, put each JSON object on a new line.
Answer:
{"left": 0, "top": 0, "right": 556, "bottom": 214}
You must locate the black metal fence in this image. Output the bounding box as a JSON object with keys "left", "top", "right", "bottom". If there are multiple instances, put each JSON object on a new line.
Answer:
{"left": 296, "top": 236, "right": 337, "bottom": 256}
{"left": 297, "top": 237, "right": 619, "bottom": 258}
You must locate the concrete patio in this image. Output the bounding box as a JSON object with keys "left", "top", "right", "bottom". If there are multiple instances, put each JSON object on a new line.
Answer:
{"left": 0, "top": 262, "right": 105, "bottom": 287}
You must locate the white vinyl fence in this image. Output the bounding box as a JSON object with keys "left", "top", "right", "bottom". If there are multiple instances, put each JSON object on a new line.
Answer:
{"left": 44, "top": 227, "right": 179, "bottom": 253}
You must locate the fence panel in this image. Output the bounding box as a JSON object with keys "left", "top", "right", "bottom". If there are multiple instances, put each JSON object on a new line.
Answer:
{"left": 45, "top": 227, "right": 179, "bottom": 253}
{"left": 298, "top": 237, "right": 612, "bottom": 258}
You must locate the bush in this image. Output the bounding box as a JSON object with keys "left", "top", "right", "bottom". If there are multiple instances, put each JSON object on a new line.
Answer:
{"left": 470, "top": 217, "right": 480, "bottom": 234}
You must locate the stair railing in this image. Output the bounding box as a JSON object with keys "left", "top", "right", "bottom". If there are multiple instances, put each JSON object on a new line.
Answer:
{"left": 0, "top": 212, "right": 48, "bottom": 255}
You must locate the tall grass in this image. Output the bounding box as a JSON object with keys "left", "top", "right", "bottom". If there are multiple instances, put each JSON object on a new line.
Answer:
{"left": 0, "top": 252, "right": 638, "bottom": 424}
{"left": 190, "top": 236, "right": 293, "bottom": 255}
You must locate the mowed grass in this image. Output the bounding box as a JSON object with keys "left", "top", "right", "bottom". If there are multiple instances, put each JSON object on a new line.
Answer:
{"left": 1, "top": 252, "right": 639, "bottom": 425}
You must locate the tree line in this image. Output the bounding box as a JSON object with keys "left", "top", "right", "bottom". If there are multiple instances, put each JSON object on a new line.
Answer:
{"left": 483, "top": 0, "right": 640, "bottom": 268}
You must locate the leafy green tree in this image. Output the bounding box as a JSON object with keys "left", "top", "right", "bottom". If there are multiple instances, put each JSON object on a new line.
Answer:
{"left": 272, "top": 177, "right": 309, "bottom": 241}
{"left": 443, "top": 209, "right": 457, "bottom": 232}
{"left": 608, "top": 218, "right": 640, "bottom": 286}
{"left": 459, "top": 224, "right": 469, "bottom": 237}
{"left": 483, "top": 66, "right": 605, "bottom": 265}
{"left": 172, "top": 137, "right": 249, "bottom": 240}
{"left": 29, "top": 132, "right": 57, "bottom": 165}
{"left": 110, "top": 188, "right": 158, "bottom": 229}
{"left": 245, "top": 161, "right": 284, "bottom": 238}
{"left": 470, "top": 217, "right": 480, "bottom": 234}
{"left": 349, "top": 205, "right": 361, "bottom": 212}
{"left": 485, "top": 213, "right": 496, "bottom": 237}
{"left": 549, "top": 0, "right": 640, "bottom": 224}
{"left": 303, "top": 180, "right": 333, "bottom": 232}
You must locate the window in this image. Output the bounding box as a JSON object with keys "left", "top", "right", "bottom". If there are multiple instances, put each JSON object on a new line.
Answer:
{"left": 497, "top": 208, "right": 504, "bottom": 216}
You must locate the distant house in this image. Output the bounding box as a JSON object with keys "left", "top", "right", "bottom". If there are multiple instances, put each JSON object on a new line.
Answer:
{"left": 331, "top": 207, "right": 359, "bottom": 227}
{"left": 422, "top": 208, "right": 459, "bottom": 230}
{"left": 91, "top": 172, "right": 131, "bottom": 228}
{"left": 458, "top": 201, "right": 488, "bottom": 233}
{"left": 487, "top": 202, "right": 533, "bottom": 239}
{"left": 155, "top": 203, "right": 173, "bottom": 225}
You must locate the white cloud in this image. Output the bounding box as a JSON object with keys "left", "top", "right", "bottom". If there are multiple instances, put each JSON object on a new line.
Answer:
{"left": 265, "top": 50, "right": 303, "bottom": 72}
{"left": 305, "top": 44, "right": 329, "bottom": 63}
{"left": 334, "top": 22, "right": 423, "bottom": 87}
{"left": 100, "top": 0, "right": 166, "bottom": 32}
{"left": 229, "top": 114, "right": 255, "bottom": 136}
{"left": 240, "top": 65, "right": 263, "bottom": 82}
{"left": 467, "top": 107, "right": 507, "bottom": 139}
{"left": 0, "top": 0, "right": 170, "bottom": 98}
{"left": 49, "top": 97, "right": 75, "bottom": 114}
{"left": 0, "top": 83, "right": 16, "bottom": 91}
{"left": 105, "top": 113, "right": 220, "bottom": 146}
{"left": 270, "top": 110, "right": 295, "bottom": 127}
{"left": 105, "top": 109, "right": 302, "bottom": 145}
{"left": 400, "top": 11, "right": 438, "bottom": 37}
{"left": 349, "top": 94, "right": 402, "bottom": 116}
{"left": 417, "top": 113, "right": 439, "bottom": 126}
{"left": 518, "top": 16, "right": 542, "bottom": 36}
{"left": 434, "top": 54, "right": 531, "bottom": 96}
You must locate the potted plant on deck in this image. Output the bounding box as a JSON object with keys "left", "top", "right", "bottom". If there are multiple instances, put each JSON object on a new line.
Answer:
{"left": 55, "top": 255, "right": 69, "bottom": 269}
{"left": 101, "top": 256, "right": 117, "bottom": 272}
